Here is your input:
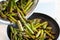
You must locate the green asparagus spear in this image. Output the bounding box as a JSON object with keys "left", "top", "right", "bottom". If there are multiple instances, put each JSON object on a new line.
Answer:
{"left": 24, "top": 0, "right": 32, "bottom": 9}
{"left": 6, "top": 14, "right": 17, "bottom": 22}
{"left": 8, "top": 17, "right": 15, "bottom": 23}
{"left": 25, "top": 29, "right": 35, "bottom": 39}
{"left": 48, "top": 38, "right": 52, "bottom": 40}
{"left": 32, "top": 19, "right": 37, "bottom": 24}
{"left": 14, "top": 28, "right": 17, "bottom": 35}
{"left": 43, "top": 22, "right": 48, "bottom": 29}
{"left": 11, "top": 33, "right": 13, "bottom": 40}
{"left": 36, "top": 19, "right": 41, "bottom": 23}
{"left": 24, "top": 2, "right": 33, "bottom": 12}
{"left": 21, "top": 6, "right": 26, "bottom": 15}
{"left": 19, "top": 32, "right": 23, "bottom": 40}
{"left": 16, "top": 7, "right": 25, "bottom": 17}
{"left": 10, "top": 26, "right": 14, "bottom": 33}
{"left": 40, "top": 30, "right": 45, "bottom": 40}
{"left": 35, "top": 23, "right": 40, "bottom": 27}
{"left": 7, "top": 0, "right": 16, "bottom": 12}
{"left": 36, "top": 30, "right": 41, "bottom": 37}
{"left": 46, "top": 27, "right": 52, "bottom": 30}
{"left": 17, "top": 13, "right": 34, "bottom": 34}
{"left": 44, "top": 30, "right": 55, "bottom": 39}
{"left": 6, "top": 12, "right": 17, "bottom": 16}
{"left": 14, "top": 36, "right": 17, "bottom": 40}
{"left": 25, "top": 29, "right": 32, "bottom": 38}
{"left": 17, "top": 20, "right": 24, "bottom": 31}
{"left": 0, "top": 11, "right": 7, "bottom": 19}
{"left": 35, "top": 21, "right": 48, "bottom": 29}
{"left": 31, "top": 23, "right": 36, "bottom": 31}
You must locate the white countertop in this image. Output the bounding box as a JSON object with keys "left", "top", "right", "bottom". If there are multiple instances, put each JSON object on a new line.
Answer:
{"left": 0, "top": 0, "right": 60, "bottom": 40}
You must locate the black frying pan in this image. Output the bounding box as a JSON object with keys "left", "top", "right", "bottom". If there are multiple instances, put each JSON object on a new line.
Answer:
{"left": 7, "top": 13, "right": 59, "bottom": 40}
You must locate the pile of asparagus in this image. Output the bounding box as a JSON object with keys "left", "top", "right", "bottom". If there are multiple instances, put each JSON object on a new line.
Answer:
{"left": 10, "top": 17, "right": 55, "bottom": 40}
{"left": 0, "top": 0, "right": 55, "bottom": 40}
{"left": 0, "top": 0, "right": 34, "bottom": 21}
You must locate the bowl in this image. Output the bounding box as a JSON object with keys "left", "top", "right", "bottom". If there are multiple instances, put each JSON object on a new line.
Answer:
{"left": 7, "top": 13, "right": 59, "bottom": 40}
{"left": 0, "top": 0, "right": 39, "bottom": 25}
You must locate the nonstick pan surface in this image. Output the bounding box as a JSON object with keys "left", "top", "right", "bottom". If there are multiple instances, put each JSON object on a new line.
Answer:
{"left": 7, "top": 13, "right": 59, "bottom": 40}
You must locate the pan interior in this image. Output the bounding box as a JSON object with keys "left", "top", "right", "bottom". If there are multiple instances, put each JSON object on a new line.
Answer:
{"left": 28, "top": 13, "right": 59, "bottom": 40}
{"left": 7, "top": 13, "right": 59, "bottom": 40}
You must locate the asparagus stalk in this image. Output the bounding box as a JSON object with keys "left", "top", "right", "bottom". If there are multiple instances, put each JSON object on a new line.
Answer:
{"left": 11, "top": 33, "right": 14, "bottom": 40}
{"left": 35, "top": 24, "right": 42, "bottom": 29}
{"left": 25, "top": 29, "right": 32, "bottom": 37}
{"left": 35, "top": 21, "right": 48, "bottom": 29}
{"left": 7, "top": 0, "right": 16, "bottom": 12}
{"left": 10, "top": 16, "right": 17, "bottom": 22}
{"left": 0, "top": 11, "right": 7, "bottom": 19}
{"left": 39, "top": 33, "right": 46, "bottom": 40}
{"left": 8, "top": 17, "right": 15, "bottom": 23}
{"left": 17, "top": 13, "right": 34, "bottom": 34}
{"left": 10, "top": 1, "right": 13, "bottom": 12}
{"left": 16, "top": 7, "right": 25, "bottom": 17}
{"left": 21, "top": 6, "right": 26, "bottom": 15}
{"left": 1, "top": 1, "right": 8, "bottom": 11}
{"left": 35, "top": 23, "right": 40, "bottom": 27}
{"left": 24, "top": 0, "right": 32, "bottom": 9}
{"left": 31, "top": 23, "right": 36, "bottom": 31}
{"left": 17, "top": 20, "right": 24, "bottom": 31}
{"left": 44, "top": 30, "right": 55, "bottom": 39}
{"left": 11, "top": 33, "right": 12, "bottom": 40}
{"left": 32, "top": 19, "right": 37, "bottom": 24}
{"left": 11, "top": 28, "right": 17, "bottom": 40}
{"left": 17, "top": 38, "right": 20, "bottom": 40}
{"left": 10, "top": 26, "right": 14, "bottom": 33}
{"left": 41, "top": 21, "right": 48, "bottom": 25}
{"left": 43, "top": 22, "right": 48, "bottom": 29}
{"left": 27, "top": 23, "right": 36, "bottom": 32}
{"left": 44, "top": 33, "right": 46, "bottom": 39}
{"left": 24, "top": 2, "right": 33, "bottom": 12}
{"left": 36, "top": 30, "right": 41, "bottom": 37}
{"left": 14, "top": 28, "right": 17, "bottom": 35}
{"left": 40, "top": 30, "right": 45, "bottom": 40}
{"left": 46, "top": 27, "right": 52, "bottom": 30}
{"left": 19, "top": 32, "right": 23, "bottom": 40}
{"left": 6, "top": 14, "right": 17, "bottom": 22}
{"left": 25, "top": 29, "right": 35, "bottom": 39}
{"left": 7, "top": 0, "right": 13, "bottom": 12}
{"left": 6, "top": 12, "right": 17, "bottom": 16}
{"left": 36, "top": 19, "right": 41, "bottom": 23}
{"left": 14, "top": 36, "right": 17, "bottom": 40}
{"left": 34, "top": 19, "right": 41, "bottom": 28}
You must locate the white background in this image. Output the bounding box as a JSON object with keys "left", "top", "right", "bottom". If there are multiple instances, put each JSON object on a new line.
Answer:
{"left": 0, "top": 0, "right": 60, "bottom": 40}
